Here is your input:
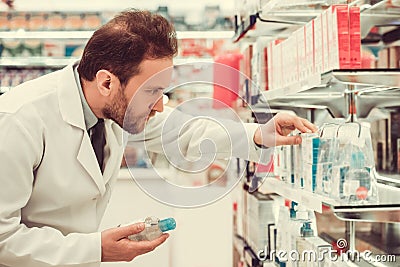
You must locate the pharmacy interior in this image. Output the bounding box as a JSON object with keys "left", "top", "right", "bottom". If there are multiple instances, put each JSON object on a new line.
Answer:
{"left": 1, "top": 0, "right": 400, "bottom": 266}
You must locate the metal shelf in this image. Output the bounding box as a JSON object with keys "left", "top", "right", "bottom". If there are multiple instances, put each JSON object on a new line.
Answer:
{"left": 332, "top": 205, "right": 400, "bottom": 223}
{"left": 0, "top": 57, "right": 79, "bottom": 67}
{"left": 261, "top": 178, "right": 339, "bottom": 213}
{"left": 0, "top": 30, "right": 234, "bottom": 40}
{"left": 0, "top": 31, "right": 93, "bottom": 39}
{"left": 261, "top": 178, "right": 400, "bottom": 223}
{"left": 260, "top": 69, "right": 400, "bottom": 118}
{"left": 262, "top": 69, "right": 400, "bottom": 100}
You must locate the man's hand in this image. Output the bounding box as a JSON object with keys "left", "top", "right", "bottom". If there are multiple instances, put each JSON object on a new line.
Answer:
{"left": 254, "top": 113, "right": 318, "bottom": 147}
{"left": 101, "top": 223, "right": 169, "bottom": 262}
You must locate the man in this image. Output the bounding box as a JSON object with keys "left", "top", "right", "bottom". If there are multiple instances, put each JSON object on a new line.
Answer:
{"left": 0, "top": 9, "right": 317, "bottom": 267}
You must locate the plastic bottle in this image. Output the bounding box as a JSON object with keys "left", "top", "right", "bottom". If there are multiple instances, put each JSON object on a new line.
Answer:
{"left": 296, "top": 221, "right": 315, "bottom": 267}
{"left": 343, "top": 150, "right": 373, "bottom": 204}
{"left": 287, "top": 202, "right": 307, "bottom": 267}
{"left": 128, "top": 216, "right": 176, "bottom": 241}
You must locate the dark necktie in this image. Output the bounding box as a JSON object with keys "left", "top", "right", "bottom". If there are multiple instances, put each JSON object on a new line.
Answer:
{"left": 90, "top": 119, "right": 105, "bottom": 172}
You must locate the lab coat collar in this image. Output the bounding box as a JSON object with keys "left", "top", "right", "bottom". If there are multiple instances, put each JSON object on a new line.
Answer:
{"left": 57, "top": 62, "right": 86, "bottom": 131}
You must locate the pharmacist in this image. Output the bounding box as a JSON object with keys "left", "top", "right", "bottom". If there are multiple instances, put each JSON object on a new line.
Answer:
{"left": 0, "top": 9, "right": 317, "bottom": 267}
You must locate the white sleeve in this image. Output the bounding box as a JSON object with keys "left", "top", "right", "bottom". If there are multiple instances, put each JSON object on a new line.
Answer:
{"left": 128, "top": 106, "right": 272, "bottom": 165}
{"left": 0, "top": 113, "right": 101, "bottom": 267}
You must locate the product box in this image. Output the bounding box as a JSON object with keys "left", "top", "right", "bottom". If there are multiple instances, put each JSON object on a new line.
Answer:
{"left": 281, "top": 39, "right": 289, "bottom": 88}
{"left": 326, "top": 6, "right": 342, "bottom": 70}
{"left": 330, "top": 7, "right": 340, "bottom": 70}
{"left": 313, "top": 15, "right": 323, "bottom": 74}
{"left": 251, "top": 41, "right": 261, "bottom": 97}
{"left": 377, "top": 48, "right": 389, "bottom": 68}
{"left": 322, "top": 10, "right": 329, "bottom": 72}
{"left": 247, "top": 192, "right": 275, "bottom": 253}
{"left": 303, "top": 163, "right": 317, "bottom": 192}
{"left": 267, "top": 42, "right": 273, "bottom": 91}
{"left": 389, "top": 46, "right": 400, "bottom": 68}
{"left": 332, "top": 5, "right": 350, "bottom": 69}
{"left": 274, "top": 40, "right": 283, "bottom": 90}
{"left": 305, "top": 22, "right": 314, "bottom": 77}
{"left": 302, "top": 133, "right": 320, "bottom": 164}
{"left": 271, "top": 42, "right": 278, "bottom": 90}
{"left": 296, "top": 27, "right": 306, "bottom": 82}
{"left": 43, "top": 40, "right": 65, "bottom": 57}
{"left": 349, "top": 6, "right": 361, "bottom": 69}
{"left": 282, "top": 36, "right": 298, "bottom": 86}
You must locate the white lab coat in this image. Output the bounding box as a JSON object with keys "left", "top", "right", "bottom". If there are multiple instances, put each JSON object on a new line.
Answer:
{"left": 0, "top": 64, "right": 268, "bottom": 266}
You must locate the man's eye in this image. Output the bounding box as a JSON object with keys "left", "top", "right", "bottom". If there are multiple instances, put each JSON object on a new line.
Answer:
{"left": 149, "top": 89, "right": 159, "bottom": 95}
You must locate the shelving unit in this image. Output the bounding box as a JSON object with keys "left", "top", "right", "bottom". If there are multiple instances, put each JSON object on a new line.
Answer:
{"left": 233, "top": 1, "right": 400, "bottom": 265}
{"left": 0, "top": 57, "right": 79, "bottom": 67}
{"left": 260, "top": 178, "right": 338, "bottom": 212}
{"left": 262, "top": 69, "right": 400, "bottom": 101}
{"left": 0, "top": 30, "right": 234, "bottom": 40}
{"left": 260, "top": 178, "right": 400, "bottom": 223}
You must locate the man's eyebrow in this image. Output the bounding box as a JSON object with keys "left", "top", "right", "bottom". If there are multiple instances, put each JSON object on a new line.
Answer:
{"left": 145, "top": 86, "right": 165, "bottom": 90}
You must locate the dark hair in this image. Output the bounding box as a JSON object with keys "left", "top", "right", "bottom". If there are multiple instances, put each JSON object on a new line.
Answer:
{"left": 78, "top": 9, "right": 178, "bottom": 86}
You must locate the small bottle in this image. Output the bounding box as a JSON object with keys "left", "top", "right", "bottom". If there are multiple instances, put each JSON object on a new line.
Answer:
{"left": 128, "top": 216, "right": 176, "bottom": 241}
{"left": 296, "top": 221, "right": 315, "bottom": 267}
{"left": 343, "top": 150, "right": 376, "bottom": 204}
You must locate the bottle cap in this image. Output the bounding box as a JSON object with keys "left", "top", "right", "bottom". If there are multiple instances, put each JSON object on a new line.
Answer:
{"left": 300, "top": 221, "right": 314, "bottom": 237}
{"left": 159, "top": 218, "right": 176, "bottom": 232}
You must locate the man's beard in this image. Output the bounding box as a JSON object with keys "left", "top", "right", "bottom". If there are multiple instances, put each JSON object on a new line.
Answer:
{"left": 102, "top": 87, "right": 150, "bottom": 135}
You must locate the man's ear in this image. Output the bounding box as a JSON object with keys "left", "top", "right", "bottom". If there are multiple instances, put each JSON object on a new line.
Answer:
{"left": 95, "top": 70, "right": 120, "bottom": 96}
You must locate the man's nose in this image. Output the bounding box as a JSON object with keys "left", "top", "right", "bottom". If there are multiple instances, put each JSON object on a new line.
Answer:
{"left": 152, "top": 95, "right": 164, "bottom": 113}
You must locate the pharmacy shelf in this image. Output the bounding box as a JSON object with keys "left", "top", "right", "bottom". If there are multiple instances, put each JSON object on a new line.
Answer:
{"left": 0, "top": 30, "right": 234, "bottom": 40}
{"left": 262, "top": 69, "right": 400, "bottom": 101}
{"left": 0, "top": 57, "right": 79, "bottom": 67}
{"left": 332, "top": 204, "right": 400, "bottom": 223}
{"left": 0, "top": 56, "right": 215, "bottom": 67}
{"left": 260, "top": 69, "right": 400, "bottom": 118}
{"left": 261, "top": 178, "right": 400, "bottom": 223}
{"left": 333, "top": 69, "right": 400, "bottom": 87}
{"left": 0, "top": 31, "right": 93, "bottom": 39}
{"left": 261, "top": 72, "right": 322, "bottom": 100}
{"left": 261, "top": 178, "right": 338, "bottom": 213}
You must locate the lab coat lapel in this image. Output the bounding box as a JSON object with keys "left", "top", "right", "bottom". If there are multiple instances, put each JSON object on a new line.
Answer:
{"left": 57, "top": 63, "right": 106, "bottom": 195}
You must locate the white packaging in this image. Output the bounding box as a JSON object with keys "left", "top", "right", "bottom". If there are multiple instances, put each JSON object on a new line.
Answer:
{"left": 322, "top": 10, "right": 329, "bottom": 72}
{"left": 313, "top": 14, "right": 323, "bottom": 75}
{"left": 305, "top": 21, "right": 314, "bottom": 77}
{"left": 296, "top": 27, "right": 306, "bottom": 82}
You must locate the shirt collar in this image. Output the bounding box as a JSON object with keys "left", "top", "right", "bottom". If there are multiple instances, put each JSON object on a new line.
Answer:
{"left": 73, "top": 63, "right": 98, "bottom": 131}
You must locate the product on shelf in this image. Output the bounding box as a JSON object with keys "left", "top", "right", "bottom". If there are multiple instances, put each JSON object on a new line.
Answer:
{"left": 83, "top": 13, "right": 102, "bottom": 30}
{"left": 273, "top": 121, "right": 380, "bottom": 205}
{"left": 28, "top": 13, "right": 46, "bottom": 31}
{"left": 46, "top": 13, "right": 65, "bottom": 30}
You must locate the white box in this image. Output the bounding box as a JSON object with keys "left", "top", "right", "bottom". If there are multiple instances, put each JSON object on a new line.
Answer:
{"left": 267, "top": 42, "right": 273, "bottom": 91}
{"left": 322, "top": 10, "right": 329, "bottom": 72}
{"left": 313, "top": 14, "right": 323, "bottom": 75}
{"left": 305, "top": 22, "right": 314, "bottom": 77}
{"left": 296, "top": 27, "right": 306, "bottom": 82}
